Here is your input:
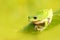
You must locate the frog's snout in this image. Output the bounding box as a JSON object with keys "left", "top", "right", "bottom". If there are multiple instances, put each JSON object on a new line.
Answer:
{"left": 28, "top": 16, "right": 37, "bottom": 20}
{"left": 28, "top": 16, "right": 38, "bottom": 22}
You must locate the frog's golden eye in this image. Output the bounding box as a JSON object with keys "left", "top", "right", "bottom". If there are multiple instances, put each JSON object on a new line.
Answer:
{"left": 33, "top": 16, "right": 37, "bottom": 19}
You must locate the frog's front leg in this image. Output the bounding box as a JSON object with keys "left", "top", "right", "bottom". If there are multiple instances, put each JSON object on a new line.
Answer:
{"left": 35, "top": 25, "right": 40, "bottom": 31}
{"left": 34, "top": 24, "right": 44, "bottom": 31}
{"left": 34, "top": 21, "right": 48, "bottom": 31}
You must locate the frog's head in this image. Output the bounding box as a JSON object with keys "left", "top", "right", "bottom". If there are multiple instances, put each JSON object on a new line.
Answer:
{"left": 28, "top": 9, "right": 52, "bottom": 25}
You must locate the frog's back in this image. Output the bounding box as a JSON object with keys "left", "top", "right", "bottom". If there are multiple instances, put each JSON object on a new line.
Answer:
{"left": 36, "top": 9, "right": 53, "bottom": 20}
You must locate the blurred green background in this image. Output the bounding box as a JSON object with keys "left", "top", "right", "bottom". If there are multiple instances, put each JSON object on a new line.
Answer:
{"left": 0, "top": 0, "right": 60, "bottom": 40}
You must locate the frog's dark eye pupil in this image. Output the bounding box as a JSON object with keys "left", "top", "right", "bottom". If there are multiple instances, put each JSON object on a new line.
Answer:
{"left": 33, "top": 17, "right": 37, "bottom": 19}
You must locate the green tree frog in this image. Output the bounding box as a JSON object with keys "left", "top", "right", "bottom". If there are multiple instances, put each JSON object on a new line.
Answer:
{"left": 28, "top": 9, "right": 53, "bottom": 31}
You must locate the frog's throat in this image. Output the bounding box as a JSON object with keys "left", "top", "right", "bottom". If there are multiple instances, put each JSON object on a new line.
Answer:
{"left": 35, "top": 22, "right": 45, "bottom": 27}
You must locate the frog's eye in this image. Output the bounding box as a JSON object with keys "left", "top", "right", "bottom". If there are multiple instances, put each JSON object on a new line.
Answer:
{"left": 33, "top": 16, "right": 37, "bottom": 19}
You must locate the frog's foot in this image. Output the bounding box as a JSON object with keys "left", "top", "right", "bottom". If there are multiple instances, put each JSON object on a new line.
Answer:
{"left": 35, "top": 25, "right": 44, "bottom": 31}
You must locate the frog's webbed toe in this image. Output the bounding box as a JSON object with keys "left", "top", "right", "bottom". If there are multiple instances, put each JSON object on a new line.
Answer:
{"left": 34, "top": 25, "right": 44, "bottom": 31}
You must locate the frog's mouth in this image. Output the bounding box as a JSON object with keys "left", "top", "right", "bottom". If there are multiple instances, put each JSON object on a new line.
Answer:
{"left": 32, "top": 20, "right": 45, "bottom": 31}
{"left": 32, "top": 20, "right": 45, "bottom": 27}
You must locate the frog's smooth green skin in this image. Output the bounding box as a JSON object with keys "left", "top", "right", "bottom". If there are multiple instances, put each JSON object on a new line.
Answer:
{"left": 28, "top": 9, "right": 53, "bottom": 31}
